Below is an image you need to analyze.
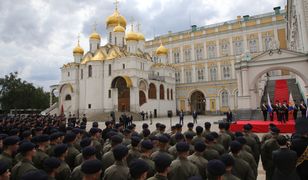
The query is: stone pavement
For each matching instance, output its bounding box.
[89,115,268,180]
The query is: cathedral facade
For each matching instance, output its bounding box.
[56,6,176,118]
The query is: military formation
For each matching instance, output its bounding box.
[0,114,307,180]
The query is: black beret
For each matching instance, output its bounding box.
[142,123,149,129]
[175,133,184,141]
[54,144,68,157]
[218,123,225,129]
[220,154,235,167]
[142,129,150,137]
[188,176,203,180]
[21,131,32,138]
[80,125,86,130]
[19,142,35,153]
[243,124,253,131]
[236,137,247,145]
[185,132,194,139]
[81,159,103,175]
[159,124,166,129]
[37,134,50,143]
[207,160,226,176]
[155,123,161,128]
[106,131,118,139]
[63,133,76,143]
[127,125,134,130]
[205,134,214,142]
[72,128,83,134]
[176,142,190,152]
[158,135,169,143]
[0,134,8,140]
[149,135,158,141]
[196,126,203,133]
[131,136,141,147]
[141,140,154,150]
[34,127,43,132]
[21,170,48,180]
[153,154,172,172]
[43,157,61,170]
[194,142,206,152]
[123,129,132,134]
[82,146,97,158]
[92,122,98,128]
[129,159,150,178]
[204,122,211,128]
[89,128,100,135]
[271,127,280,134]
[113,144,129,161]
[210,132,218,139]
[187,122,194,128]
[234,131,244,137]
[50,132,62,141]
[0,160,9,175]
[111,135,123,144]
[9,129,19,136]
[175,124,182,129]
[3,136,19,146]
[230,141,242,153]
[80,137,92,148]
[66,126,73,131]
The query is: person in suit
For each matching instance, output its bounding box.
[293,100,299,120]
[299,100,307,118]
[274,101,280,121]
[179,110,184,125]
[282,101,289,123]
[192,110,198,124]
[261,101,268,121]
[272,135,300,180]
[226,108,233,123]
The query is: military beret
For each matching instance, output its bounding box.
[105,121,111,126]
[205,134,214,142]
[142,129,150,137]
[142,123,149,129]
[194,142,206,152]
[63,132,76,143]
[243,124,253,131]
[3,136,19,146]
[129,159,150,178]
[155,123,161,128]
[188,176,203,180]
[50,132,61,141]
[131,136,141,147]
[153,154,172,172]
[224,123,230,130]
[9,128,19,136]
[218,123,225,129]
[271,127,280,134]
[81,159,103,175]
[204,122,211,128]
[37,134,50,143]
[207,160,226,176]
[220,154,235,167]
[54,144,68,157]
[80,125,86,130]
[230,141,242,153]
[277,135,287,146]
[234,131,244,137]
[43,157,61,171]
[80,137,92,148]
[149,135,158,141]
[210,132,219,139]
[176,142,190,152]
[163,133,171,140]
[196,126,203,134]
[187,122,194,128]
[92,122,99,128]
[158,135,169,143]
[141,140,153,150]
[236,137,247,145]
[127,125,134,130]
[0,160,9,175]
[19,142,36,153]
[111,135,123,144]
[171,125,176,130]
[66,126,73,131]
[106,131,118,139]
[82,146,97,158]
[123,129,132,134]
[21,170,48,180]
[34,127,43,132]
[185,132,194,139]
[72,128,83,134]
[269,123,276,128]
[89,127,100,135]
[159,124,166,129]
[31,136,39,144]
[114,123,122,129]
[0,134,8,140]
[175,133,184,141]
[175,124,182,129]
[113,144,129,161]
[21,131,32,138]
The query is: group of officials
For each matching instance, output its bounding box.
[261,99,307,122]
[0,113,307,180]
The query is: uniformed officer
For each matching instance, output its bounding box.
[54,144,71,180]
[184,123,196,137]
[151,135,173,160]
[168,133,185,158]
[20,170,49,180]
[11,142,37,180]
[127,136,141,165]
[0,160,10,180]
[103,144,130,180]
[43,157,61,180]
[70,146,97,180]
[261,101,268,121]
[47,132,63,156]
[293,100,299,120]
[147,153,172,180]
[168,142,199,180]
[89,128,103,160]
[204,134,220,161]
[63,132,80,169]
[202,122,212,137]
[139,140,155,178]
[81,159,103,180]
[0,136,19,168]
[243,124,260,164]
[217,123,232,151]
[206,159,226,180]
[220,154,240,180]
[33,134,50,169]
[102,135,123,173]
[299,99,307,117]
[188,142,208,179]
[129,159,150,180]
[192,126,205,145]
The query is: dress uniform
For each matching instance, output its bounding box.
[151,135,174,160]
[43,157,61,180]
[33,134,50,169]
[204,134,220,161]
[11,142,37,180]
[206,160,226,180]
[129,159,150,179]
[54,144,71,180]
[168,142,199,180]
[217,123,232,151]
[102,135,123,173]
[103,145,130,180]
[220,154,240,180]
[81,159,103,180]
[127,136,141,165]
[188,142,208,179]
[63,133,80,169]
[139,140,156,178]
[192,126,205,145]
[147,153,172,180]
[0,136,19,168]
[74,137,92,167]
[261,102,268,121]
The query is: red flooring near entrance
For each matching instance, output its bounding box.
[230,119,295,133]
[274,79,289,103]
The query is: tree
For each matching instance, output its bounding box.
[0,72,50,113]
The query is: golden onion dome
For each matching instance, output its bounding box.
[106,10,127,28]
[137,32,145,41]
[89,32,101,40]
[73,44,84,55]
[156,43,168,56]
[125,31,139,41]
[113,24,125,33]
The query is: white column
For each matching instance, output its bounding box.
[204,42,208,59]
[192,65,196,82]
[169,48,173,64]
[231,60,235,79]
[242,69,249,96]
[229,38,234,55]
[243,34,248,52]
[274,28,279,48]
[180,46,184,63]
[236,71,242,96]
[216,40,220,57]
[217,61,221,80]
[258,32,263,52]
[191,44,195,61]
[181,66,184,83]
[204,63,208,81]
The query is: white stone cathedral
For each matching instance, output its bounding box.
[53,5,176,119]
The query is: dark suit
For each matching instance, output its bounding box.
[226,111,232,123]
[261,104,268,121]
[293,104,299,120]
[272,148,300,180]
[282,104,289,122]
[299,103,307,118]
[291,135,308,180]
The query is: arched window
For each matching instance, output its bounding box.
[65,94,71,101]
[80,69,83,79]
[171,89,173,100]
[221,91,229,107]
[167,88,169,100]
[210,67,217,81]
[88,65,92,77]
[148,83,157,99]
[160,84,164,100]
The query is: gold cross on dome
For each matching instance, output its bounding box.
[93,21,97,32]
[77,33,80,45]
[137,22,141,32]
[114,0,119,10]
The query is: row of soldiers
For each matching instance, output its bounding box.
[0,114,307,180]
[261,99,307,122]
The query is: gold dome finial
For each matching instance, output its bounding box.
[156,40,168,56]
[114,0,119,11]
[73,33,84,55]
[125,19,139,41]
[106,0,127,28]
[113,17,125,33]
[90,21,101,40]
[136,22,145,41]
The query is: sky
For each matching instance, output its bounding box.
[0,0,286,91]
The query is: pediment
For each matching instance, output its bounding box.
[250,49,306,62]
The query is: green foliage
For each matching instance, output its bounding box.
[0,72,50,112]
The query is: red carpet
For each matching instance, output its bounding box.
[230,119,295,133]
[274,79,289,103]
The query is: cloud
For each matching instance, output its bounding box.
[0,0,287,91]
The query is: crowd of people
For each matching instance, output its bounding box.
[0,113,307,180]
